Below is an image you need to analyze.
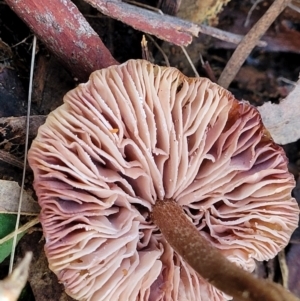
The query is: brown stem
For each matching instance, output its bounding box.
[4,0,118,81]
[152,199,299,301]
[217,0,291,89]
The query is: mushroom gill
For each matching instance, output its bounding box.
[28,59,299,301]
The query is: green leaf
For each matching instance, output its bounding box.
[0,214,17,237]
[0,233,24,263]
[0,214,24,263]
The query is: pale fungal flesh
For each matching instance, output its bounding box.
[28,60,299,301]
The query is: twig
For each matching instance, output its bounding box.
[0,218,40,245]
[83,0,267,47]
[199,54,217,82]
[288,2,300,13]
[136,2,198,76]
[84,0,199,46]
[0,150,24,169]
[4,0,118,81]
[145,34,170,66]
[152,200,300,301]
[0,217,40,246]
[180,46,199,77]
[11,34,33,48]
[0,115,46,141]
[218,0,291,89]
[244,0,263,27]
[198,24,267,47]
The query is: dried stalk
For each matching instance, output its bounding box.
[0,218,39,245]
[218,0,291,89]
[4,0,118,81]
[152,200,299,301]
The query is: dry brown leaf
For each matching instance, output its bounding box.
[0,180,39,215]
[257,79,300,145]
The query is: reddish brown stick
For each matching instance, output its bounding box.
[83,0,267,47]
[4,0,118,81]
[152,200,299,301]
[84,0,199,46]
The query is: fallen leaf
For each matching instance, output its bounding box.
[0,180,39,215]
[257,79,300,145]
[0,217,39,246]
[0,214,24,263]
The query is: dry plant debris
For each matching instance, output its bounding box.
[28,60,299,301]
[0,252,32,301]
[3,0,267,82]
[258,79,300,145]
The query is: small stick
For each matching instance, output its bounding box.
[288,2,300,13]
[181,46,199,77]
[152,199,300,301]
[4,0,118,81]
[199,54,217,82]
[0,217,40,245]
[0,150,24,169]
[145,34,170,66]
[244,0,263,27]
[218,0,291,89]
[198,24,267,47]
[83,0,267,47]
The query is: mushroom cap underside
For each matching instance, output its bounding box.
[28,59,299,301]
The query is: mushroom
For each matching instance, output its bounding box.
[28,60,299,301]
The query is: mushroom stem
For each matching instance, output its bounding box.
[152,199,299,301]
